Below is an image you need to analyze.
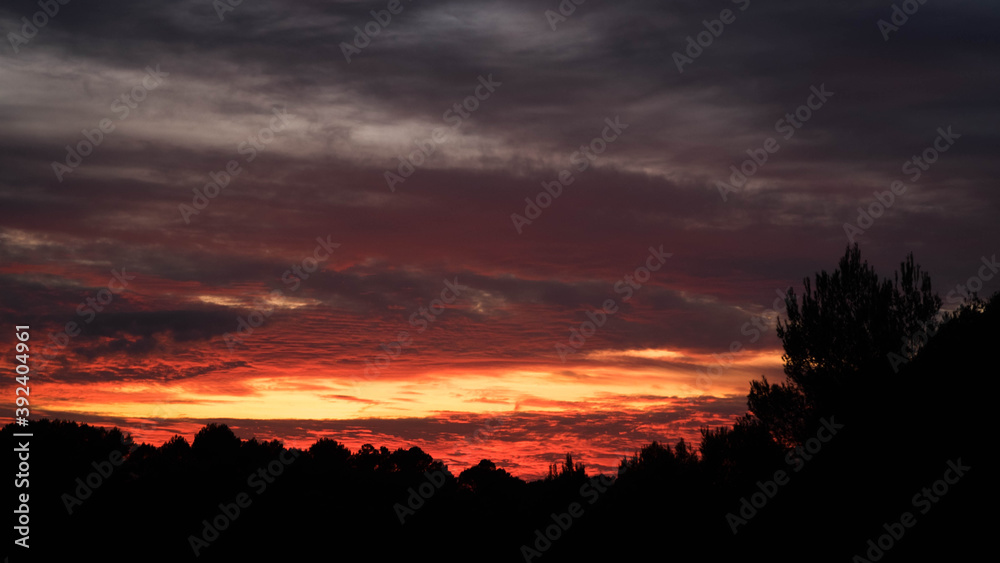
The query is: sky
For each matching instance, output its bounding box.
[1,0,998,480]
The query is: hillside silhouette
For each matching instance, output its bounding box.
[4,245,992,562]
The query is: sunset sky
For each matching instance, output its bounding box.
[1,0,998,479]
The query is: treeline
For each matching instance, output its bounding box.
[4,247,993,562]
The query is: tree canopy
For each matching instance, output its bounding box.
[750,244,941,445]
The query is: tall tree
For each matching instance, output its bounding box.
[750,244,941,444]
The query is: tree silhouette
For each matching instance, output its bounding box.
[191,422,241,458]
[160,434,191,461]
[388,445,436,474]
[458,459,522,495]
[750,244,941,444]
[746,375,809,447]
[308,437,351,468]
[700,414,783,485]
[546,452,585,481]
[620,441,674,474]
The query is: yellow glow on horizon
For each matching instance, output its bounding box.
[38,347,785,423]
